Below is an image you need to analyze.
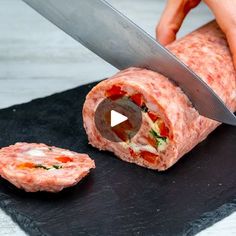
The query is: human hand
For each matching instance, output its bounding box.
[156,0,236,67]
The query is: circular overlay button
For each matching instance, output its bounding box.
[95,96,142,142]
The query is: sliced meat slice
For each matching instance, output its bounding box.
[0,143,95,192]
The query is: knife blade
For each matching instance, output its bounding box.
[22,0,236,125]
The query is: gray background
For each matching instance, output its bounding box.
[0,0,235,235]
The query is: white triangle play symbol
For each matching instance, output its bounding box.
[110,110,128,127]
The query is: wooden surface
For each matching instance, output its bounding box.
[0,0,235,235]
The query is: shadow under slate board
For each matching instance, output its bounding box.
[0,81,235,236]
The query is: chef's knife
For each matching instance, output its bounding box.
[22,0,236,125]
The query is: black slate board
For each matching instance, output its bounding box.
[0,82,235,236]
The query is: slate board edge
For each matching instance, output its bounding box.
[0,193,46,236]
[183,198,236,236]
[0,194,235,236]
[0,81,100,115]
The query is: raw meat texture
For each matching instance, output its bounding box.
[0,143,95,192]
[83,21,236,170]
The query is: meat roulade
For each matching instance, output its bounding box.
[83,21,236,171]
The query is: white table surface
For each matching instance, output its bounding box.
[0,0,235,235]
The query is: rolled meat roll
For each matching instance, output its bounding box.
[83,21,236,171]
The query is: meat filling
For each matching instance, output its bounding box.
[106,85,170,164]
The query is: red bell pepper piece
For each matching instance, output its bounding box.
[106,85,126,99]
[148,112,159,122]
[130,93,143,107]
[140,151,158,164]
[56,156,73,163]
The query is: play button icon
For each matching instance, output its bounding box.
[110,110,128,127]
[94,96,142,142]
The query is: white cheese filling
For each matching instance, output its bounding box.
[120,112,168,155]
[27,149,46,157]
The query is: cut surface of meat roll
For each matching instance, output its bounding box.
[0,143,95,192]
[83,21,236,171]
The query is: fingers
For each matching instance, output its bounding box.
[204,0,236,68]
[156,0,186,45]
[156,0,201,45]
[225,28,236,68]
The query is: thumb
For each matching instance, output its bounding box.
[156,0,201,45]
